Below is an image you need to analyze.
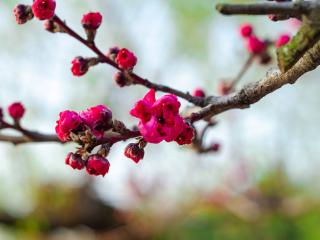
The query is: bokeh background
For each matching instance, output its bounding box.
[1,0,320,239]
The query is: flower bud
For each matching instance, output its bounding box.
[211,143,220,152]
[192,88,206,98]
[86,154,110,177]
[107,46,120,61]
[246,36,266,54]
[116,48,137,70]
[113,71,129,87]
[81,12,102,30]
[32,0,56,20]
[65,152,85,170]
[275,34,290,48]
[124,143,144,163]
[71,57,89,77]
[71,57,99,77]
[81,12,102,42]
[239,23,253,38]
[13,4,34,24]
[8,102,25,121]
[43,19,64,33]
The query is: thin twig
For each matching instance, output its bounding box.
[189,39,320,122]
[230,54,255,89]
[52,16,205,107]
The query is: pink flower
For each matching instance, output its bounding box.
[32,0,56,20]
[138,115,184,143]
[152,94,180,123]
[80,105,113,139]
[55,110,84,142]
[130,90,186,144]
[137,117,164,143]
[130,89,156,123]
[65,152,85,170]
[239,23,253,38]
[116,48,137,70]
[275,34,290,48]
[246,35,266,54]
[124,143,144,163]
[81,12,102,30]
[86,155,110,177]
[160,115,185,142]
[192,88,205,97]
[71,57,88,77]
[175,122,195,145]
[8,102,25,120]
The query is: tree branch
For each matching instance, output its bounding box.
[52,16,205,107]
[189,39,320,122]
[0,133,59,145]
[216,2,312,16]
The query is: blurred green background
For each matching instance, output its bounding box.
[1,0,320,239]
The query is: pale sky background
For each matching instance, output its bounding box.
[1,0,320,217]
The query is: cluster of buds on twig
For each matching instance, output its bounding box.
[216,23,291,96]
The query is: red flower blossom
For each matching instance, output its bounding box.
[130,89,189,144]
[32,0,56,20]
[80,105,113,139]
[175,123,195,145]
[55,110,84,142]
[86,155,110,177]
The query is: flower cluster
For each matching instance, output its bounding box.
[239,23,290,65]
[55,105,113,176]
[70,48,137,77]
[65,152,110,177]
[13,0,56,24]
[130,89,194,145]
[55,105,112,142]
